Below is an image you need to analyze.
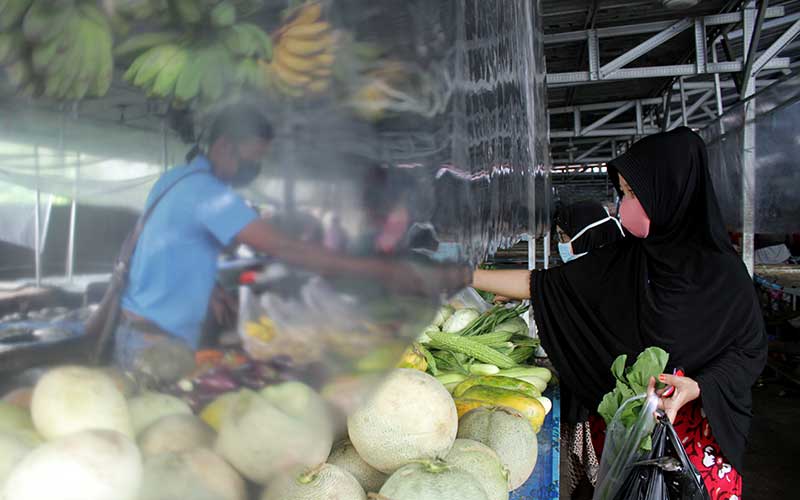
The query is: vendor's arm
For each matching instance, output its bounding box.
[237,219,471,293]
[471,269,531,300]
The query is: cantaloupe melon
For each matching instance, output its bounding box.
[138,448,246,500]
[347,369,457,474]
[456,407,537,490]
[327,439,388,493]
[138,414,215,457]
[377,460,488,500]
[30,366,133,440]
[1,429,142,500]
[445,439,509,500]
[128,391,193,435]
[0,432,33,487]
[215,382,333,484]
[260,463,366,500]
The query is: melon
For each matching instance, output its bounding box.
[260,463,366,500]
[1,429,142,500]
[327,439,388,493]
[0,432,33,487]
[200,392,241,431]
[445,439,509,500]
[128,391,193,435]
[215,383,333,484]
[347,369,457,474]
[138,448,246,500]
[457,407,537,490]
[138,414,215,457]
[378,460,488,500]
[0,402,40,445]
[30,366,133,440]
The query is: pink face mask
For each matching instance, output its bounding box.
[619,196,651,238]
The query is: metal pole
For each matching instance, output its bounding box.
[33,146,41,288]
[679,77,688,127]
[66,153,79,281]
[712,40,725,116]
[543,233,550,270]
[741,1,758,276]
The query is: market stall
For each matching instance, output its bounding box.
[0,1,556,499]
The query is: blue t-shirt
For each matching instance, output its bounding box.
[121,155,257,347]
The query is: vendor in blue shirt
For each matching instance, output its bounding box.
[115,104,471,380]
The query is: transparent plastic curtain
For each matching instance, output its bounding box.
[701,73,800,233]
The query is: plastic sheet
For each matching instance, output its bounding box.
[1,0,550,479]
[702,74,800,233]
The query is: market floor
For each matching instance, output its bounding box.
[742,381,799,499]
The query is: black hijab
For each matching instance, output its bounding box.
[532,128,766,470]
[555,200,624,255]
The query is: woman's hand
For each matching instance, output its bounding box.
[656,373,701,423]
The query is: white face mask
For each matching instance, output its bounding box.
[558,211,625,264]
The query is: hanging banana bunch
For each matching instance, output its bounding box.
[0,0,115,100]
[262,1,339,98]
[117,0,271,106]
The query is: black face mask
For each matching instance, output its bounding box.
[230,159,261,188]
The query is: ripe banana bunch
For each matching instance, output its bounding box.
[263,1,338,98]
[1,0,114,100]
[122,22,270,105]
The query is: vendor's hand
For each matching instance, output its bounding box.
[656,373,701,423]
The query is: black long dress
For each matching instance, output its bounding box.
[531,127,767,471]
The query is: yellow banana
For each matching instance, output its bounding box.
[281,35,332,57]
[281,21,331,41]
[271,57,313,86]
[274,45,321,74]
[306,78,330,93]
[286,2,323,27]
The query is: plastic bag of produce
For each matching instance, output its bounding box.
[593,395,709,500]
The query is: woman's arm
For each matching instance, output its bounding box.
[472,269,531,300]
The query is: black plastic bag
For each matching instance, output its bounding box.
[613,414,710,500]
[594,394,710,500]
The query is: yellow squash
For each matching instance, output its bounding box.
[452,375,541,399]
[458,386,546,432]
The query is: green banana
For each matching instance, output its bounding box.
[0,0,34,30]
[90,22,114,96]
[174,49,205,101]
[47,14,84,99]
[240,23,272,59]
[114,31,182,58]
[174,0,203,25]
[150,46,188,97]
[67,17,99,100]
[31,38,59,72]
[210,0,236,28]
[223,24,253,57]
[6,60,33,87]
[130,44,180,88]
[0,32,25,64]
[22,0,70,44]
[234,57,264,88]
[78,2,110,29]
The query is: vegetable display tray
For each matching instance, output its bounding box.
[511,384,560,500]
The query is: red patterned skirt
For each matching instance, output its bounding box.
[589,400,743,499]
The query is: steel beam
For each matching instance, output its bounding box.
[601,19,693,78]
[551,127,660,138]
[695,18,707,74]
[576,139,611,162]
[741,0,770,97]
[670,90,715,130]
[543,8,785,45]
[580,102,635,136]
[752,18,800,74]
[679,77,689,127]
[588,30,600,81]
[548,58,789,84]
[741,2,758,277]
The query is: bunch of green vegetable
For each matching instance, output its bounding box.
[597,346,669,450]
[417,304,540,377]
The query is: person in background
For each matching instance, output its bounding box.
[552,200,625,498]
[116,104,469,382]
[472,128,766,498]
[555,200,624,264]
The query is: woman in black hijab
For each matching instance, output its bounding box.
[555,200,625,263]
[473,128,766,496]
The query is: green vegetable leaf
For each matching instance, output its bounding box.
[611,354,627,383]
[598,390,620,424]
[625,347,669,393]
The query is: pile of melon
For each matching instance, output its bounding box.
[0,365,545,500]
